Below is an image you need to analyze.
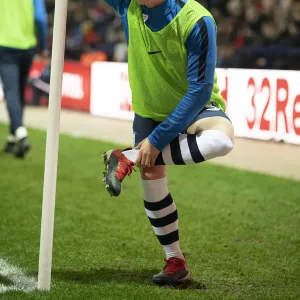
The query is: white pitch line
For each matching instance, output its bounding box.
[0,258,37,293]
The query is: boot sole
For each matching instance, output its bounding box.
[14,142,30,158]
[153,271,191,287]
[102,150,117,196]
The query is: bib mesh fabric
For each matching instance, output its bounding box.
[0,0,36,49]
[128,0,226,122]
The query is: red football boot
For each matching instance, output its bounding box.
[152,257,191,286]
[102,149,134,196]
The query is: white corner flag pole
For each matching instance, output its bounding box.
[38,0,68,291]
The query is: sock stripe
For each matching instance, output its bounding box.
[187,135,205,163]
[162,144,174,165]
[170,136,185,165]
[145,203,176,219]
[179,133,194,164]
[147,210,178,228]
[155,152,165,165]
[157,230,179,246]
[144,193,173,211]
[152,220,178,236]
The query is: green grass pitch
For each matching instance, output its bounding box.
[0,123,299,300]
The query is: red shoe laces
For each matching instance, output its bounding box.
[163,258,185,274]
[116,155,134,180]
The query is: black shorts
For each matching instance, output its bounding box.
[132,105,231,146]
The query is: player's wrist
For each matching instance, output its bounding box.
[148,135,163,151]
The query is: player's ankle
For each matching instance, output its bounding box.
[15,126,28,141]
[166,253,185,261]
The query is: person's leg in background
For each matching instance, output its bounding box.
[19,48,35,118]
[0,49,22,153]
[0,48,31,157]
[13,48,36,157]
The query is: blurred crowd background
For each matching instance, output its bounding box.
[45,0,300,70]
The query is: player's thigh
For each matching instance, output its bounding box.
[19,49,34,104]
[186,107,234,141]
[133,114,167,180]
[133,113,160,146]
[0,51,20,96]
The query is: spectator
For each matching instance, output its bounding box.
[0,0,49,158]
[43,0,300,69]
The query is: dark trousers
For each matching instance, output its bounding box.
[0,47,35,134]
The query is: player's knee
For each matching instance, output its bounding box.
[203,130,234,160]
[141,166,166,181]
[213,130,234,157]
[219,134,234,156]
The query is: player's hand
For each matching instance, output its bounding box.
[135,138,160,168]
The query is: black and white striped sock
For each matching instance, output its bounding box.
[142,178,184,260]
[123,130,233,166]
[156,130,233,165]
